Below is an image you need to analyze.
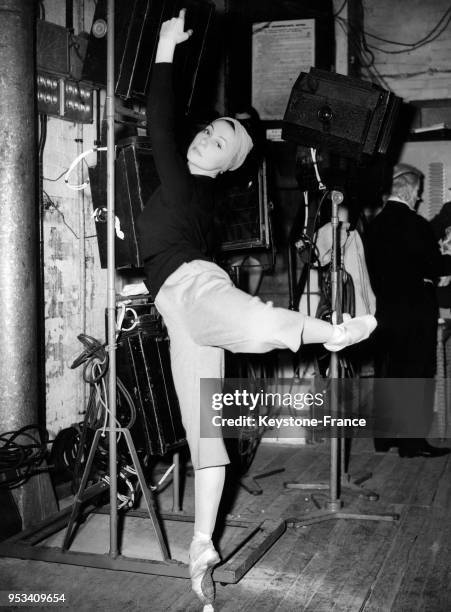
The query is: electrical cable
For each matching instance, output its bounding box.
[338,3,451,48]
[64,147,107,190]
[0,425,50,489]
[362,19,451,55]
[39,117,98,239]
[336,5,451,55]
[70,333,109,382]
[68,333,138,499]
[336,18,392,89]
[293,189,329,314]
[361,7,451,54]
[310,148,327,191]
[356,9,451,47]
[333,0,348,18]
[150,463,175,491]
[42,190,97,240]
[43,168,70,182]
[38,114,47,155]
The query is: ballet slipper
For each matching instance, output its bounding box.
[189,542,220,605]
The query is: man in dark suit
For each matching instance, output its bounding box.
[365,163,450,457]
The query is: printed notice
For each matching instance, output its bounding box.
[252,19,315,121]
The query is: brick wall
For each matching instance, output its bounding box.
[362,0,451,101]
[42,0,107,436]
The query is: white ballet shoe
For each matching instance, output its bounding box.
[189,541,220,605]
[323,314,377,352]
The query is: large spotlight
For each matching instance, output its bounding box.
[282,67,401,159]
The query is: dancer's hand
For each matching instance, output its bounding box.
[323,314,377,352]
[159,8,193,45]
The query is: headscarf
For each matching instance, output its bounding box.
[219,117,253,172]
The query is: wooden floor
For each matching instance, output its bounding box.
[1,438,451,611]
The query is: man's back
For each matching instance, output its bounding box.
[365,201,441,307]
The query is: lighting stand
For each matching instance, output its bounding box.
[62,428,170,558]
[285,189,398,526]
[340,433,378,501]
[59,0,172,560]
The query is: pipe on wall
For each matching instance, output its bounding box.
[0,0,39,435]
[0,0,56,525]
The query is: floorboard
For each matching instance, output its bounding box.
[0,439,450,611]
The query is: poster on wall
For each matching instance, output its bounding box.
[252,19,315,121]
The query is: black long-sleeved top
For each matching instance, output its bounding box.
[137,63,216,298]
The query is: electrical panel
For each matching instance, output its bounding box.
[37,20,69,76]
[63,81,93,123]
[36,74,61,117]
[36,72,94,123]
[36,19,93,123]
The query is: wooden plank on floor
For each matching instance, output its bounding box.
[0,556,190,612]
[136,446,309,612]
[348,437,376,454]
[417,509,451,612]
[280,443,388,520]
[228,445,322,523]
[404,454,450,508]
[199,447,334,612]
[322,512,399,612]
[255,445,332,520]
[359,452,424,506]
[271,501,399,612]
[231,445,308,515]
[361,504,430,612]
[200,447,399,611]
[214,445,296,521]
[347,449,449,510]
[217,514,339,612]
[161,447,305,611]
[3,441,449,612]
[391,501,451,612]
[239,501,394,612]
[431,455,451,509]
[340,446,386,501]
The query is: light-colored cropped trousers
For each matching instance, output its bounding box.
[154,260,305,469]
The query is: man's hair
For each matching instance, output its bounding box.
[391,172,421,203]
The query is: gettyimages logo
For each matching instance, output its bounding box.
[200,378,436,439]
[200,378,371,438]
[210,389,324,412]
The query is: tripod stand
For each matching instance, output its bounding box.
[285,188,398,526]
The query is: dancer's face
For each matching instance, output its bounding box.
[187,119,236,177]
